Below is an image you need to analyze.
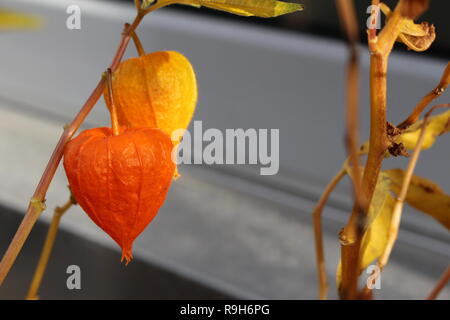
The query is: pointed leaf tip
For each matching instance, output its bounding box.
[336,172,395,287]
[399,109,450,150]
[386,169,450,231]
[175,0,303,18]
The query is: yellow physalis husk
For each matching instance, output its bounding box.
[169,0,303,17]
[106,51,197,138]
[386,169,450,230]
[336,172,395,287]
[0,9,41,30]
[398,109,450,150]
[105,51,197,179]
[380,3,435,52]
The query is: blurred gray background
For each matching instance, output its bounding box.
[0,0,449,299]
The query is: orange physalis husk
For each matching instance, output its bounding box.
[104,50,198,138]
[104,51,197,179]
[63,127,175,264]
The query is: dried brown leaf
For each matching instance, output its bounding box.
[380,3,436,52]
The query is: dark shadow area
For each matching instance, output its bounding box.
[0,205,233,299]
[113,0,450,60]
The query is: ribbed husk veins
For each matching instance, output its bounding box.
[105,51,198,139]
[63,127,175,263]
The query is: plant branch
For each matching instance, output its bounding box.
[427,265,450,300]
[0,78,104,287]
[335,0,367,300]
[336,0,365,228]
[368,0,380,51]
[398,62,450,129]
[26,195,76,300]
[127,23,146,57]
[106,69,120,136]
[375,2,405,56]
[339,2,406,300]
[0,6,162,286]
[362,103,450,297]
[380,104,449,268]
[313,167,347,300]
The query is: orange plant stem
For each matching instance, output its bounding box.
[313,168,347,300]
[427,266,450,300]
[0,13,145,287]
[398,62,450,129]
[128,25,146,57]
[361,104,450,298]
[26,196,76,300]
[336,0,362,197]
[335,0,366,300]
[339,1,406,299]
[106,68,120,136]
[340,50,389,300]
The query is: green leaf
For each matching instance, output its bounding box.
[174,0,303,17]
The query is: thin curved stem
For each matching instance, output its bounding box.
[339,2,406,300]
[335,0,367,300]
[128,25,146,57]
[26,195,76,300]
[427,265,450,300]
[134,0,141,11]
[398,62,450,129]
[362,104,450,297]
[368,0,380,50]
[0,78,104,287]
[313,167,347,300]
[336,0,363,199]
[0,10,150,286]
[106,69,120,136]
[380,104,449,266]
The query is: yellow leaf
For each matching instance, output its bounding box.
[336,173,395,286]
[380,3,435,52]
[398,109,450,150]
[386,169,450,230]
[399,19,428,37]
[398,22,435,52]
[173,0,303,17]
[0,9,41,30]
[359,110,450,156]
